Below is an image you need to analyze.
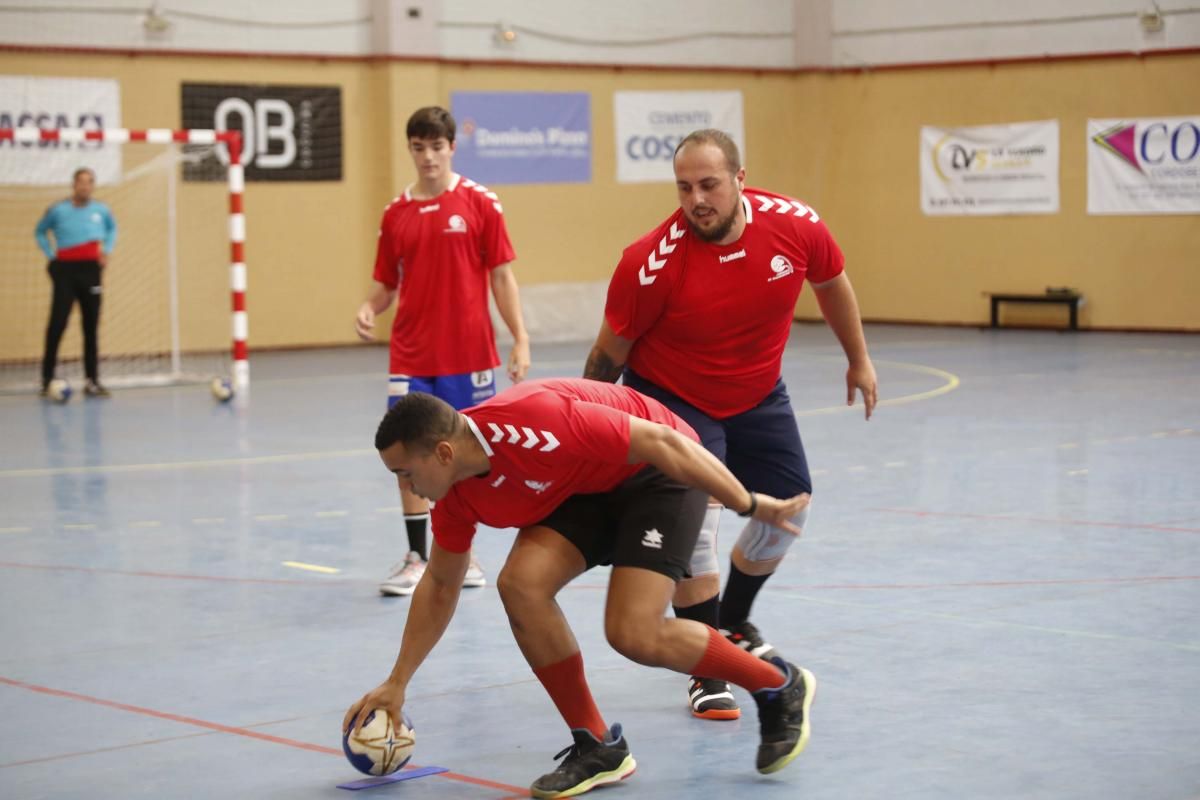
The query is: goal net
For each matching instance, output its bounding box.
[0,128,247,393]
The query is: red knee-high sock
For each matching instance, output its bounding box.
[690,626,787,693]
[532,651,608,739]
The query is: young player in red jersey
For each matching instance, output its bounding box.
[344,378,817,798]
[354,107,531,596]
[584,129,878,720]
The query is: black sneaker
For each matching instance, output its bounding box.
[752,658,816,774]
[530,724,637,799]
[688,675,740,720]
[84,381,110,398]
[722,620,778,661]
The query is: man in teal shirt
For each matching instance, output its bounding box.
[35,167,117,397]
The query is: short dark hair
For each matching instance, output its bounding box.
[406,106,456,144]
[73,167,95,182]
[375,392,460,454]
[674,129,742,175]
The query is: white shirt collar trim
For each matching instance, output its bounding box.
[464,415,494,457]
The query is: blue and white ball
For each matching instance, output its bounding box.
[46,378,72,403]
[342,711,415,776]
[210,377,234,403]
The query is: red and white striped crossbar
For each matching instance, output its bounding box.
[0,126,249,390]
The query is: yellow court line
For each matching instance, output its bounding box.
[0,448,374,479]
[0,526,32,534]
[281,561,341,575]
[1,360,959,478]
[795,358,960,417]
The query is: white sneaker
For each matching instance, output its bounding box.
[462,553,486,588]
[379,551,426,596]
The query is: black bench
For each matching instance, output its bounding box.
[989,291,1083,330]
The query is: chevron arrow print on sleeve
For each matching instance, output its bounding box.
[753,194,819,222]
[485,422,560,452]
[638,222,688,286]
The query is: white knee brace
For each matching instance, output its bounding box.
[687,504,722,577]
[735,505,810,562]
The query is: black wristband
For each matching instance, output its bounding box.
[736,492,757,518]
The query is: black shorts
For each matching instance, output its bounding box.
[536,467,707,582]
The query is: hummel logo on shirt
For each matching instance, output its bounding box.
[525,479,553,493]
[641,528,664,549]
[490,474,507,488]
[719,249,746,264]
[418,204,441,214]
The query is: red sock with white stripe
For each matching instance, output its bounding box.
[532,651,608,740]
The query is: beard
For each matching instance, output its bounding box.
[686,203,740,243]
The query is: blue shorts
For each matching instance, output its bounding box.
[387,369,497,411]
[623,369,812,498]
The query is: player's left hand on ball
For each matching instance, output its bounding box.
[344,681,407,735]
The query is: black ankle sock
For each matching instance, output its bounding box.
[404,514,429,560]
[719,563,771,629]
[673,594,720,628]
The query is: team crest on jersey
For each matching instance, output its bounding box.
[445,214,467,234]
[768,255,794,282]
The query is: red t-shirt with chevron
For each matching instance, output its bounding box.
[431,378,698,552]
[373,174,516,375]
[605,187,844,419]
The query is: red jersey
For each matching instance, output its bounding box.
[373,174,516,375]
[431,378,698,553]
[605,187,844,419]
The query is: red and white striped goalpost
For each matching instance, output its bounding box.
[0,126,249,390]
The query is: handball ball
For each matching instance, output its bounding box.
[47,378,72,403]
[210,377,234,403]
[342,711,415,776]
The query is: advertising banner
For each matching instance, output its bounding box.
[181,83,342,181]
[451,91,591,185]
[920,120,1059,215]
[0,76,121,185]
[614,91,744,184]
[1088,117,1200,215]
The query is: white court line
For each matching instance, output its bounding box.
[130,520,162,528]
[0,526,32,534]
[0,448,374,479]
[281,561,340,574]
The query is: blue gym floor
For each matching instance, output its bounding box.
[1,323,1198,800]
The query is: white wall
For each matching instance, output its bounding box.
[0,0,376,56]
[830,0,1200,67]
[0,0,1196,65]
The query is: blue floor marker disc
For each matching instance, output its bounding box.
[337,765,449,790]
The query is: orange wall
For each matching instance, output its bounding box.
[2,48,1196,359]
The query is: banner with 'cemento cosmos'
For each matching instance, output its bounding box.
[614,91,744,184]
